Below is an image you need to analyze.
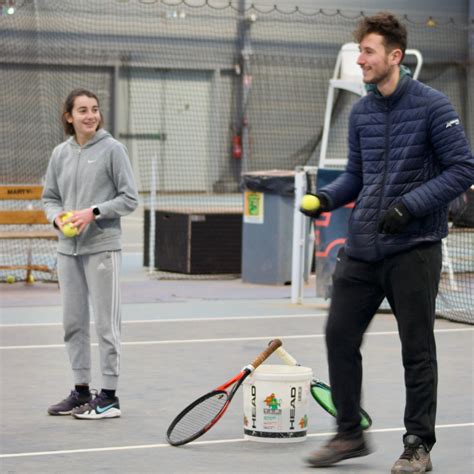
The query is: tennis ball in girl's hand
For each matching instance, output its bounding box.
[300,194,320,211]
[6,275,15,284]
[61,212,77,238]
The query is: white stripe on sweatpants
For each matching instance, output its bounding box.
[111,250,121,376]
[82,251,122,390]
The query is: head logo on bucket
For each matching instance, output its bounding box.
[289,387,297,429]
[251,385,257,429]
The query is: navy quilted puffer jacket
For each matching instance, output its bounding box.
[320,75,474,262]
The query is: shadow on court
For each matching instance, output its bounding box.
[1,269,473,473]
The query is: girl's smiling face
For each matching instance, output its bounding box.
[66,95,101,144]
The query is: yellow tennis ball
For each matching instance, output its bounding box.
[300,194,320,211]
[62,223,77,238]
[27,274,35,284]
[61,211,73,222]
[6,275,15,284]
[61,212,77,238]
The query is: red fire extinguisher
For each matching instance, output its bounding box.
[232,133,242,160]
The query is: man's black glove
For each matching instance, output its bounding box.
[377,202,411,234]
[299,193,329,219]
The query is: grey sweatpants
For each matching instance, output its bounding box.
[57,251,122,390]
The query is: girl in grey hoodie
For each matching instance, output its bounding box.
[43,88,139,419]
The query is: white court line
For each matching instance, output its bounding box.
[0,327,472,350]
[0,423,472,459]
[0,313,326,328]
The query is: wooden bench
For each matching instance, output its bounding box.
[0,185,58,282]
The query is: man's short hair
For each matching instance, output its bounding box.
[354,12,407,59]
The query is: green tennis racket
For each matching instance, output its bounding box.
[274,345,372,430]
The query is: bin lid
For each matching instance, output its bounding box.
[241,169,295,196]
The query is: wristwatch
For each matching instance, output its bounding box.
[92,206,101,219]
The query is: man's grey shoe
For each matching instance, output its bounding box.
[305,434,371,467]
[391,435,433,473]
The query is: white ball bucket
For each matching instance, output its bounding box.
[243,364,312,442]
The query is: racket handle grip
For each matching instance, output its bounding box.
[251,338,282,370]
[275,346,298,366]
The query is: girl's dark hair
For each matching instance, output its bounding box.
[354,12,407,60]
[61,88,104,135]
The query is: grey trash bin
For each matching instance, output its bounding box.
[241,170,295,285]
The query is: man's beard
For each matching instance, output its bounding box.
[363,61,393,85]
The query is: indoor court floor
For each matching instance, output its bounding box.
[1,211,473,473]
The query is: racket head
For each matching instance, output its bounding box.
[167,369,252,446]
[359,407,372,431]
[310,380,372,430]
[166,389,230,446]
[166,340,281,446]
[310,380,337,417]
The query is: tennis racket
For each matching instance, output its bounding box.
[166,338,282,446]
[274,344,372,430]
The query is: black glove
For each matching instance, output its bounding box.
[377,202,411,234]
[299,193,329,219]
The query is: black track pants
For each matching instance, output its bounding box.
[325,242,442,449]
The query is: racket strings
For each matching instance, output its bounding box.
[168,392,228,444]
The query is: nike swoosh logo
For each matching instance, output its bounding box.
[87,160,96,164]
[96,403,117,413]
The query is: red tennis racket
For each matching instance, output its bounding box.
[166,339,282,446]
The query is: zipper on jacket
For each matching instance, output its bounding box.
[72,147,81,256]
[375,102,391,260]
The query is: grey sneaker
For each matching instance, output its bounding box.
[305,434,371,467]
[391,435,433,473]
[48,390,92,415]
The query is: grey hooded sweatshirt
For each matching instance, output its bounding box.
[42,129,139,255]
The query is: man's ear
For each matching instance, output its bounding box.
[391,48,403,66]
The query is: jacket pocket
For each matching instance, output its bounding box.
[80,221,104,241]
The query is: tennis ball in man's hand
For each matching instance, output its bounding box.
[6,275,15,284]
[61,212,77,238]
[300,194,320,212]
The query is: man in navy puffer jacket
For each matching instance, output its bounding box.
[304,12,474,473]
